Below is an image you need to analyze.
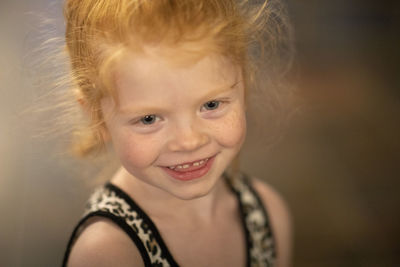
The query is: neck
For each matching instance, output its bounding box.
[111,167,232,225]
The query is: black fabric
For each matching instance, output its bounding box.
[104,183,180,267]
[62,173,275,267]
[245,176,277,261]
[225,174,252,267]
[62,211,152,267]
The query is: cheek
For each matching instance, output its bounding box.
[111,130,162,169]
[213,107,247,148]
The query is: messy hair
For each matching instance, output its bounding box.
[63,0,294,157]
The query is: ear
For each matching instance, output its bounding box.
[76,90,112,144]
[99,122,111,143]
[75,88,89,111]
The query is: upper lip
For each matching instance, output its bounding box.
[161,155,215,168]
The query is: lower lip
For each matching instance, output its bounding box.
[162,155,216,181]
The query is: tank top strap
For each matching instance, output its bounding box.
[63,173,276,267]
[224,172,277,267]
[62,183,179,267]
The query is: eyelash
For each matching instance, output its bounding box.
[132,99,227,126]
[140,114,158,125]
[201,100,221,111]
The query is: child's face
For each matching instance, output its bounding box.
[101,49,246,200]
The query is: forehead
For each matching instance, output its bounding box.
[112,48,240,102]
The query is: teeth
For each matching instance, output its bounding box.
[168,157,209,170]
[175,164,189,169]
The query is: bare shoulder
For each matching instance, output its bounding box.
[251,177,293,267]
[67,217,144,267]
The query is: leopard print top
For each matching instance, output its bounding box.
[62,173,276,266]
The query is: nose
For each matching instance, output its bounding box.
[167,123,210,152]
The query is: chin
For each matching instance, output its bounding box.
[168,187,214,201]
[166,170,224,201]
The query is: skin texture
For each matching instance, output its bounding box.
[68,48,292,267]
[101,49,247,202]
[252,179,293,267]
[67,218,145,267]
[67,180,292,267]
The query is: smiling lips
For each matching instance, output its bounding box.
[161,155,215,181]
[167,158,209,172]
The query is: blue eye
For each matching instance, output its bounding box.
[203,100,220,110]
[140,115,157,125]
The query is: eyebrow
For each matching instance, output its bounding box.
[118,106,168,116]
[197,80,240,103]
[118,80,241,116]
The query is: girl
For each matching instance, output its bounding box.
[62,0,292,266]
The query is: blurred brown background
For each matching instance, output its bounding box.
[1,0,399,266]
